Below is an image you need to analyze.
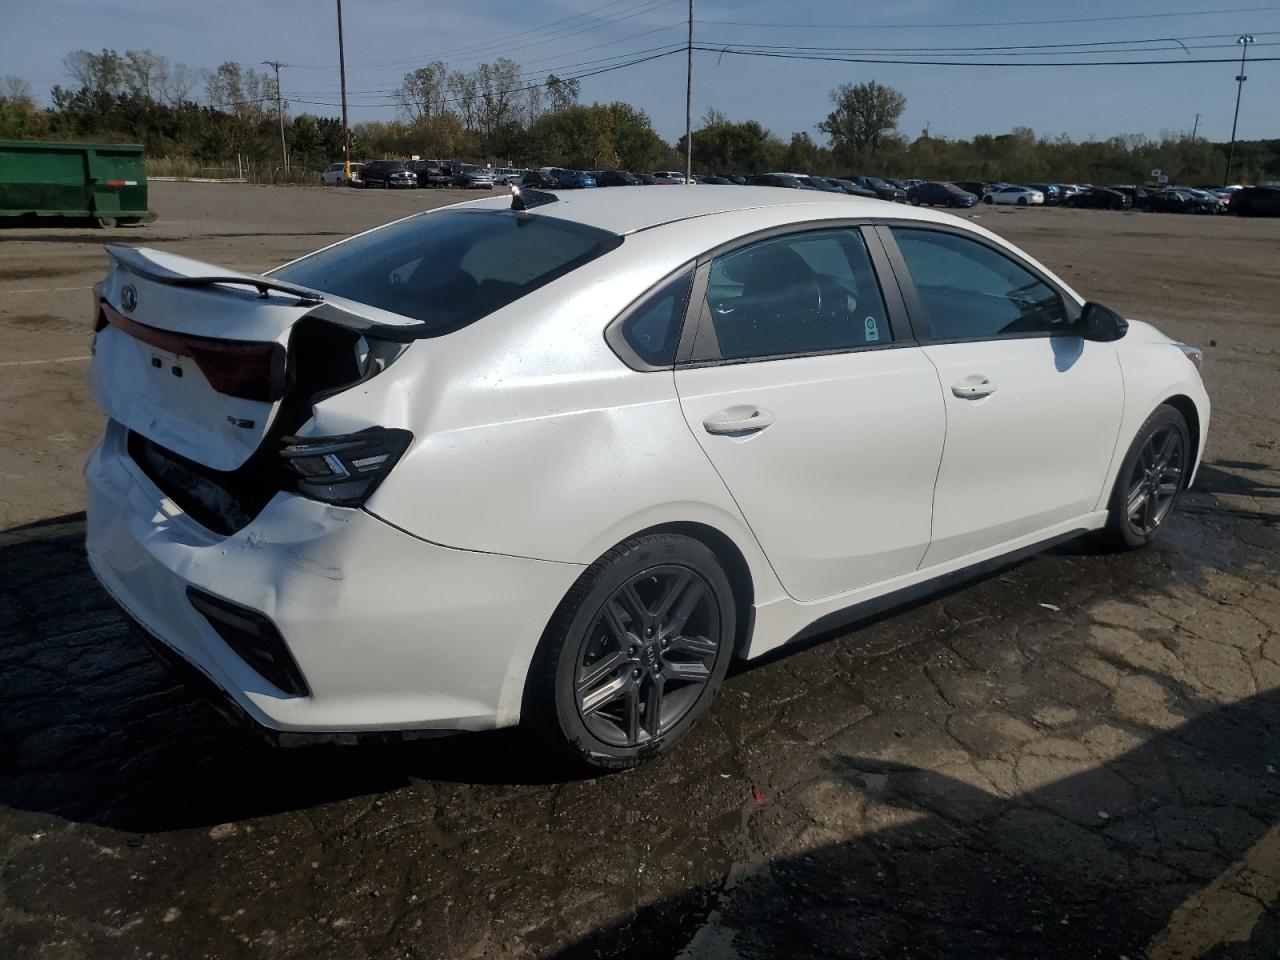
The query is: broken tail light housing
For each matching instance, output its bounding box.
[279,427,412,506]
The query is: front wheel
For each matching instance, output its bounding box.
[982,195,993,204]
[1017,196,1028,206]
[525,534,736,770]
[1103,405,1191,550]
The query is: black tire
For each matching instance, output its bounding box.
[982,195,993,204]
[525,533,736,771]
[1103,405,1192,550]
[1017,196,1028,206]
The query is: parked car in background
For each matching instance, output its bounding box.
[951,180,986,197]
[1110,186,1153,208]
[87,187,1209,770]
[845,175,907,201]
[984,185,1045,206]
[322,162,363,186]
[1065,187,1132,210]
[492,168,528,186]
[825,178,879,199]
[1181,188,1227,214]
[1141,189,1216,215]
[361,160,417,189]
[452,164,496,190]
[521,169,558,189]
[555,169,598,189]
[1057,184,1084,203]
[1230,184,1280,216]
[652,170,688,183]
[597,170,642,187]
[701,175,735,185]
[745,173,809,189]
[796,176,844,193]
[1025,183,1063,204]
[639,174,678,185]
[908,181,979,208]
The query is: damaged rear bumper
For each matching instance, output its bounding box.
[85,420,582,736]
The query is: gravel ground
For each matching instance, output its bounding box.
[1,183,1278,959]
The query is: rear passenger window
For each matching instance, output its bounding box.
[701,230,890,361]
[890,228,1067,340]
[620,268,694,366]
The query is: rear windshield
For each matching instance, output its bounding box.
[273,209,622,334]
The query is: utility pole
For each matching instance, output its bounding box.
[684,0,693,184]
[263,60,289,172]
[1191,112,1200,140]
[1224,34,1253,186]
[336,0,351,181]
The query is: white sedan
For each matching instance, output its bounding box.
[984,185,1045,206]
[321,161,362,186]
[85,187,1208,769]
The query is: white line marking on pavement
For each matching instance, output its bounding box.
[5,285,95,295]
[0,355,92,368]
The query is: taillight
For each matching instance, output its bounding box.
[280,428,412,505]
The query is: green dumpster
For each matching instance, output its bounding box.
[0,140,156,227]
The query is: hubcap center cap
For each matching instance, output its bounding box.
[641,642,660,672]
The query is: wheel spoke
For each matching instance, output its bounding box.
[624,681,641,744]
[1141,489,1156,530]
[642,674,665,738]
[601,596,639,645]
[664,578,706,638]
[1155,431,1177,469]
[1140,439,1158,471]
[1157,481,1180,497]
[581,667,635,717]
[577,649,628,696]
[666,633,718,660]
[663,659,711,685]
[1127,483,1148,520]
[651,570,693,626]
[617,583,650,627]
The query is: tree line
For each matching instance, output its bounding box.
[1,48,1276,186]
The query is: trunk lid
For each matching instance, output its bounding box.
[92,246,327,471]
[92,245,419,474]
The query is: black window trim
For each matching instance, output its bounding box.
[874,221,1083,346]
[603,261,697,371]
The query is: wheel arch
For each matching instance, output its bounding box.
[627,520,756,657]
[1162,393,1202,479]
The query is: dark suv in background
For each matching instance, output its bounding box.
[908,181,979,207]
[361,160,417,189]
[845,175,907,202]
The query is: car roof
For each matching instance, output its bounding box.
[452,185,922,235]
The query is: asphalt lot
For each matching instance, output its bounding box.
[1,182,1279,959]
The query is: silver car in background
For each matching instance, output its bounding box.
[453,164,496,189]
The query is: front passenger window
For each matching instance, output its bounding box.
[890,228,1067,340]
[702,230,890,361]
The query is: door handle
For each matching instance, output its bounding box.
[951,376,997,399]
[703,406,775,436]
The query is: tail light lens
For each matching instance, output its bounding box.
[280,427,412,505]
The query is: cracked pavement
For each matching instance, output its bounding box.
[1,184,1279,959]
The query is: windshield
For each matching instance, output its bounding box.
[274,210,622,334]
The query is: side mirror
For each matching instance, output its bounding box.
[1080,301,1129,342]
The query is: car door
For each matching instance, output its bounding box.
[673,225,946,603]
[882,225,1124,568]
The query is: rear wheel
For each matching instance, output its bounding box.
[1103,405,1191,550]
[983,195,993,204]
[525,534,735,770]
[1017,196,1028,206]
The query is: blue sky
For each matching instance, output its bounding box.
[4,0,1277,144]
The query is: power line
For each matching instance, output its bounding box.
[312,0,683,72]
[697,39,1280,60]
[284,47,685,111]
[693,45,1280,68]
[698,5,1280,31]
[698,31,1280,55]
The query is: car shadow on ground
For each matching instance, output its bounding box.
[547,686,1280,960]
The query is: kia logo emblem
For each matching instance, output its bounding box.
[120,284,138,312]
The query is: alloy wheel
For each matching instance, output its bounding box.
[574,565,721,748]
[1125,424,1185,535]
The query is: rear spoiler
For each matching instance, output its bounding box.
[105,245,326,305]
[104,245,437,343]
